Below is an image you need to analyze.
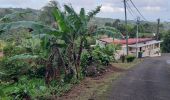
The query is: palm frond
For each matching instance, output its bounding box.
[8,54,39,61]
[96,26,123,39]
[53,8,70,32]
[48,0,59,7]
[64,5,82,31]
[0,21,57,34]
[0,11,32,22]
[80,8,86,20]
[87,6,101,21]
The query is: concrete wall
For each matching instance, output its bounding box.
[128,43,161,57]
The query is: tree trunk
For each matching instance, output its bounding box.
[75,39,83,79]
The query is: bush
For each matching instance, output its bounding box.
[0,58,29,82]
[3,44,27,57]
[0,40,5,52]
[99,54,111,66]
[162,31,170,53]
[28,66,46,78]
[91,46,114,65]
[103,44,115,56]
[126,55,136,63]
[81,51,91,76]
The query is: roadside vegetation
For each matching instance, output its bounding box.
[0,0,169,100]
[58,58,142,100]
[0,1,124,99]
[162,30,170,53]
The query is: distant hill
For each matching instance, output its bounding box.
[0,8,40,22]
[90,17,170,31]
[0,8,170,31]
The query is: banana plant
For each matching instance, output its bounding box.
[0,1,122,83]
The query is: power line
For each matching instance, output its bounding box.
[127,2,136,15]
[126,1,135,17]
[129,0,147,21]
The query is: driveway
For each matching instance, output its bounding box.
[97,54,170,100]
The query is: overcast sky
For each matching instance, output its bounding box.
[0,0,169,22]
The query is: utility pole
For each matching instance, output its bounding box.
[136,17,140,58]
[123,0,129,55]
[156,18,160,40]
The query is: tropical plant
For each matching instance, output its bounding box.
[162,30,170,53]
[0,2,100,82]
[0,0,121,85]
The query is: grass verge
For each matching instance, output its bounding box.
[58,58,143,100]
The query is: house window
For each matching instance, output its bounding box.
[154,43,159,49]
[129,47,133,51]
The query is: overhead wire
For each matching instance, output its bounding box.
[126,1,135,18]
[128,0,148,21]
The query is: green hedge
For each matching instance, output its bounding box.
[126,55,136,63]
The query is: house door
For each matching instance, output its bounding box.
[140,47,142,52]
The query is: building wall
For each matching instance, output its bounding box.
[96,39,161,60]
[128,43,161,57]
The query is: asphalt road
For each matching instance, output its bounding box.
[98,54,170,100]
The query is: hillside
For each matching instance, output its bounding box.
[0,8,170,31]
[0,8,40,22]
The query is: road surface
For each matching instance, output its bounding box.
[97,54,170,100]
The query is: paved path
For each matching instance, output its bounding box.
[98,54,170,100]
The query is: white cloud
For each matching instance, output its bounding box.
[0,0,49,9]
[0,0,169,21]
[142,6,161,12]
[101,4,124,13]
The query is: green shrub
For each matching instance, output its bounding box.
[91,46,114,66]
[3,44,27,57]
[103,44,115,56]
[0,58,29,81]
[126,55,136,63]
[99,54,111,66]
[28,66,46,78]
[9,86,31,100]
[0,40,5,52]
[81,51,91,67]
[81,51,90,76]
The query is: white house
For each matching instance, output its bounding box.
[97,38,162,59]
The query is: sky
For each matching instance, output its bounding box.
[0,0,169,22]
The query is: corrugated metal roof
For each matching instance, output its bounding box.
[128,40,162,48]
[99,38,113,43]
[113,38,153,45]
[99,38,155,45]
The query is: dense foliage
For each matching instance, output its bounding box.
[126,55,136,63]
[162,30,170,53]
[105,19,165,38]
[0,1,120,99]
[81,44,116,77]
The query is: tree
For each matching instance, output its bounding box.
[112,19,120,28]
[162,30,170,53]
[0,0,122,84]
[39,0,59,26]
[105,22,112,27]
[0,1,102,82]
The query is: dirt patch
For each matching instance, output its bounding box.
[109,64,125,72]
[57,65,125,100]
